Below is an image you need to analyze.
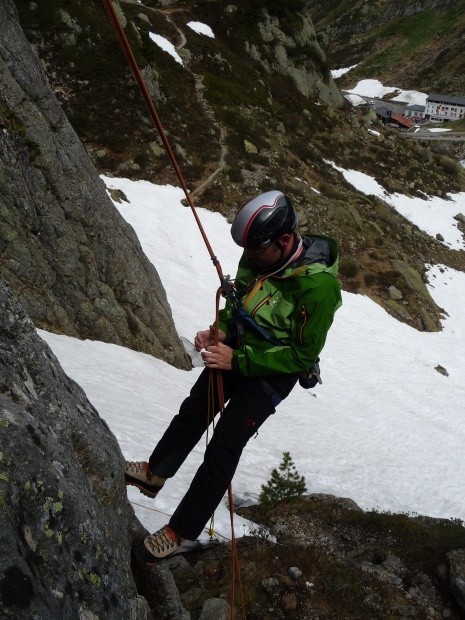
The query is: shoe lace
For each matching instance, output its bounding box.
[126,461,150,477]
[146,526,180,554]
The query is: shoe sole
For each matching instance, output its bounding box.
[125,476,162,499]
[132,538,221,565]
[132,540,184,565]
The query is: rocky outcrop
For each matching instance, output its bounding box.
[391,258,441,331]
[448,549,465,613]
[246,10,343,107]
[0,0,189,369]
[133,493,465,618]
[0,277,150,619]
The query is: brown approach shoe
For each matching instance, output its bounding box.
[124,461,164,498]
[133,525,182,565]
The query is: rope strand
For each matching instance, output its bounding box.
[102,0,224,284]
[102,3,245,617]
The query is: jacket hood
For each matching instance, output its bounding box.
[290,235,339,278]
[237,234,339,289]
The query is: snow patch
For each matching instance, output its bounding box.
[331,64,358,79]
[326,161,465,250]
[187,21,215,38]
[149,32,183,65]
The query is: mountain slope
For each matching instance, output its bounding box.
[307,0,465,94]
[10,0,465,335]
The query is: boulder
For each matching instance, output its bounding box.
[388,285,403,301]
[447,549,465,613]
[199,597,230,619]
[244,139,258,154]
[0,277,149,619]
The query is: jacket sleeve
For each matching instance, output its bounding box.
[217,301,234,342]
[231,276,341,377]
[216,252,253,343]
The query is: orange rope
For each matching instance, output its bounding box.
[101,0,224,281]
[213,288,246,619]
[102,2,245,616]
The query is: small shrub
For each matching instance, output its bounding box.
[441,158,461,178]
[259,451,307,506]
[345,279,361,293]
[364,273,377,287]
[375,269,402,287]
[248,152,269,166]
[339,257,359,278]
[225,166,243,182]
[319,180,344,201]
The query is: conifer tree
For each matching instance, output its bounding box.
[259,451,307,506]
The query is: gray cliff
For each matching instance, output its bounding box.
[0,0,189,369]
[0,276,150,619]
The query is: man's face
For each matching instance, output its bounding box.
[246,242,282,269]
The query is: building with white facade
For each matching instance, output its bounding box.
[424,94,465,122]
[404,104,426,121]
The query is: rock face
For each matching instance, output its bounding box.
[0,277,150,619]
[248,10,343,107]
[0,0,189,369]
[448,549,465,612]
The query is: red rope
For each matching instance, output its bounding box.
[213,288,246,619]
[101,0,224,280]
[102,2,245,616]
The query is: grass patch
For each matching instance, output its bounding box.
[361,6,464,76]
[199,50,269,110]
[315,0,356,29]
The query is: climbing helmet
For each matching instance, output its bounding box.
[230,190,297,251]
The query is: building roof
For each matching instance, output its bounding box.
[426,94,465,106]
[405,104,425,112]
[390,114,415,128]
[375,107,392,119]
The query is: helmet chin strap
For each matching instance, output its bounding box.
[274,239,284,255]
[259,235,303,279]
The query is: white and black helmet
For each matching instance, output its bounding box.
[231,190,297,250]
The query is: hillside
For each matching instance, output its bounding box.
[307,0,465,94]
[13,0,465,336]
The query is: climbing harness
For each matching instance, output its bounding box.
[220,276,284,347]
[101,2,244,616]
[228,284,323,387]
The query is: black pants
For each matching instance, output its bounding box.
[148,369,297,540]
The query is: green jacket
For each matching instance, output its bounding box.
[218,235,342,377]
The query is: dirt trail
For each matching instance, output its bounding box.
[126,0,228,198]
[166,15,228,197]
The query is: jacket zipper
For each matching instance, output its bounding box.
[251,295,272,318]
[243,280,266,311]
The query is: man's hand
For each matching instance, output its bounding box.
[194,326,226,352]
[201,343,234,370]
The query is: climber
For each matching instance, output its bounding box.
[125,189,342,562]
